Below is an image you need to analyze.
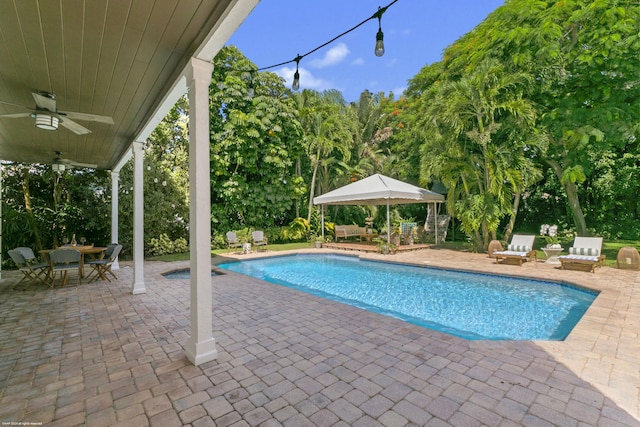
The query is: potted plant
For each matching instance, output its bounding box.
[310,233,323,249]
[374,238,397,255]
[540,224,561,249]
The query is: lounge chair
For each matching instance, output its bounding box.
[493,234,537,266]
[226,231,243,252]
[252,230,268,252]
[400,222,417,244]
[558,237,606,273]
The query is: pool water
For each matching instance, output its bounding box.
[163,269,219,279]
[217,254,597,340]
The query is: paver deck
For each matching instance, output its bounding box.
[0,247,638,426]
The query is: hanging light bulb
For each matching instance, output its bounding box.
[244,71,255,99]
[292,54,301,91]
[292,70,300,91]
[374,7,385,57]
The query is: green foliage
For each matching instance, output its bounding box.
[147,234,188,257]
[411,58,539,247]
[210,47,306,232]
[1,163,112,256]
[286,217,310,241]
[117,96,191,255]
[4,5,640,259]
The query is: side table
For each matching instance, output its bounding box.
[542,247,563,264]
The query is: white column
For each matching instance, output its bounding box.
[132,141,146,294]
[185,57,217,365]
[111,170,120,270]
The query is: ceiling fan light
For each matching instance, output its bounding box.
[52,163,65,173]
[35,113,59,131]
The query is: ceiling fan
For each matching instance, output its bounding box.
[0,91,114,135]
[52,151,98,173]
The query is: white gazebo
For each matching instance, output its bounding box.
[313,174,446,243]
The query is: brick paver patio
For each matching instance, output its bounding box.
[0,247,638,426]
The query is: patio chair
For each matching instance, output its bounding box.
[226,231,243,252]
[558,237,606,273]
[86,244,123,282]
[399,222,417,244]
[493,234,537,266]
[48,248,82,287]
[8,248,49,286]
[252,230,268,252]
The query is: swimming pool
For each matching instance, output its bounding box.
[217,254,597,340]
[163,269,220,279]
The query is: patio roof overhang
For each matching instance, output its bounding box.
[0,0,259,171]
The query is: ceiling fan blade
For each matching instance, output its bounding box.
[0,99,30,109]
[62,111,114,124]
[32,92,57,112]
[68,161,98,169]
[59,117,91,135]
[0,113,32,118]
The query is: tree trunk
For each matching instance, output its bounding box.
[22,170,43,250]
[547,159,588,236]
[563,180,588,236]
[307,149,320,223]
[481,220,490,251]
[295,158,301,218]
[503,192,521,243]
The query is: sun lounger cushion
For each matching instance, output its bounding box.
[560,254,599,262]
[507,244,531,253]
[568,247,600,256]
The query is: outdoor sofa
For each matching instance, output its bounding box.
[334,225,371,242]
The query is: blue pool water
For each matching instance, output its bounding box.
[163,269,219,279]
[217,254,597,340]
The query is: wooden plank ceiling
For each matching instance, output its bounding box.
[0,0,245,170]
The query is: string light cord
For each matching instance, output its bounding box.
[256,0,398,72]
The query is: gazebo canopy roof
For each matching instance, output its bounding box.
[313,174,445,206]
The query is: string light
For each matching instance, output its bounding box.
[256,0,398,90]
[374,7,386,57]
[292,55,301,91]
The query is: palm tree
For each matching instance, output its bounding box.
[296,90,353,223]
[419,60,537,249]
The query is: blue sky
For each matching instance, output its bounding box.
[227,0,505,102]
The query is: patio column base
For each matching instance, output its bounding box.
[186,337,218,365]
[132,282,146,294]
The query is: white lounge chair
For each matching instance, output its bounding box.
[226,231,243,252]
[493,234,537,266]
[252,230,268,252]
[558,237,606,273]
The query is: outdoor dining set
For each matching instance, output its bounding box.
[8,243,122,288]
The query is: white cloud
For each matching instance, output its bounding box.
[392,86,407,96]
[350,57,365,66]
[276,66,333,91]
[308,43,350,68]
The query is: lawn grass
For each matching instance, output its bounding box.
[147,239,637,267]
[148,242,315,262]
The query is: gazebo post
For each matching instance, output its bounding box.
[321,205,325,240]
[386,199,391,244]
[435,202,438,244]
